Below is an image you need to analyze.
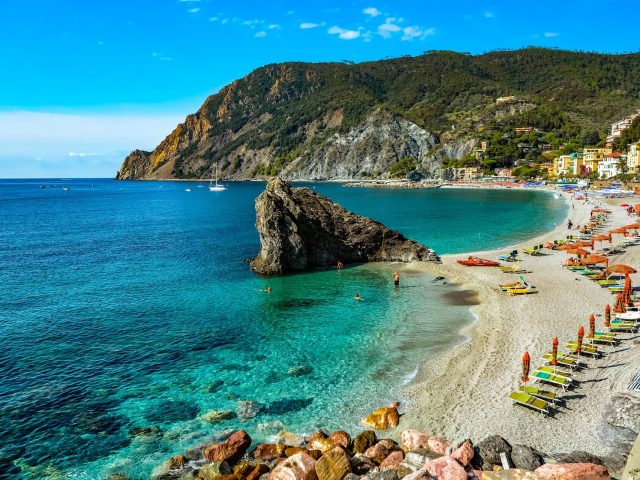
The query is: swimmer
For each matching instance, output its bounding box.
[354,293,362,301]
[260,287,272,293]
[393,271,400,287]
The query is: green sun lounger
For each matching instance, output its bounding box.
[536,365,573,379]
[532,370,572,389]
[565,341,600,356]
[519,385,560,404]
[597,280,619,286]
[523,245,544,255]
[608,323,637,333]
[509,391,550,414]
[542,353,579,369]
[591,332,618,345]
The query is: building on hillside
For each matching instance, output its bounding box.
[517,142,532,151]
[605,113,639,146]
[540,143,552,151]
[537,162,554,174]
[552,154,583,177]
[627,142,640,173]
[582,147,612,174]
[597,152,623,178]
[496,168,513,177]
[451,167,480,181]
[480,141,489,151]
[515,127,534,134]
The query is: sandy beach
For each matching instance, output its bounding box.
[397,190,640,458]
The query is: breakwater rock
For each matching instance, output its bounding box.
[250,178,440,275]
[137,423,614,480]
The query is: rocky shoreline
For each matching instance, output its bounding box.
[112,404,618,480]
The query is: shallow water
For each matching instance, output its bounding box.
[0,180,566,479]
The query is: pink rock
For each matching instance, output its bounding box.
[379,450,405,470]
[400,430,430,451]
[451,440,474,467]
[402,468,432,480]
[534,463,610,480]
[425,456,468,480]
[427,435,451,456]
[269,452,318,480]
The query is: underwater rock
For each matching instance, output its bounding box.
[144,400,199,424]
[201,410,237,423]
[237,400,266,422]
[287,365,314,377]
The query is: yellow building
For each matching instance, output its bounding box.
[627,142,640,174]
[582,147,612,174]
[553,154,583,177]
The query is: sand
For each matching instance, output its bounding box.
[397,191,640,456]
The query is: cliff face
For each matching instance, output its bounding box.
[117,49,640,181]
[250,178,439,275]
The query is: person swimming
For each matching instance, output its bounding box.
[354,293,362,301]
[393,271,400,287]
[259,287,272,293]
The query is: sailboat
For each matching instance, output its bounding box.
[209,164,227,192]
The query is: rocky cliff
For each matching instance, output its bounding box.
[250,178,439,275]
[117,48,640,181]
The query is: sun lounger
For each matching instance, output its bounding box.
[508,286,537,295]
[531,370,572,390]
[509,391,550,414]
[499,264,526,274]
[590,333,618,345]
[523,245,544,255]
[519,385,560,404]
[536,365,573,379]
[565,341,601,356]
[542,353,579,370]
[608,323,637,333]
[597,280,620,287]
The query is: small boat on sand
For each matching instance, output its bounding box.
[457,256,500,267]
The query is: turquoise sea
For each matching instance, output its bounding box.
[0,180,567,479]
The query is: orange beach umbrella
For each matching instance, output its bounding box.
[521,351,530,383]
[581,255,608,266]
[605,304,611,327]
[551,337,558,366]
[577,326,585,355]
[588,314,595,339]
[557,244,578,251]
[565,248,589,257]
[614,293,626,314]
[623,276,633,306]
[607,264,637,276]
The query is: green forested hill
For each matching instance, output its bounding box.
[116,48,640,180]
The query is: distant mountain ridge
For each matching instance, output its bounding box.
[116,48,640,181]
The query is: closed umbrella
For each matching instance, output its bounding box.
[623,275,633,306]
[521,351,530,383]
[605,304,611,327]
[588,314,595,339]
[551,337,558,366]
[577,326,585,355]
[614,293,626,314]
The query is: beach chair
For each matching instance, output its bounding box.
[590,332,618,345]
[523,245,544,255]
[597,279,620,287]
[541,353,579,370]
[499,281,522,291]
[608,322,637,333]
[509,392,550,414]
[565,341,601,357]
[531,370,572,390]
[508,286,537,296]
[519,385,560,404]
[499,264,526,274]
[536,366,573,379]
[498,250,518,262]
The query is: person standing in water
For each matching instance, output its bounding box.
[337,260,344,270]
[393,271,400,287]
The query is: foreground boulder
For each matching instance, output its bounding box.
[270,452,318,480]
[204,430,252,463]
[534,463,610,480]
[250,178,440,275]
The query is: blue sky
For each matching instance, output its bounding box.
[1,0,639,177]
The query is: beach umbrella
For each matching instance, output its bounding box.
[573,241,593,249]
[577,326,585,355]
[588,314,595,339]
[593,234,611,244]
[623,276,633,306]
[581,255,608,266]
[557,244,578,251]
[607,264,637,276]
[551,337,558,366]
[521,351,530,383]
[605,304,611,327]
[614,293,626,314]
[566,248,589,257]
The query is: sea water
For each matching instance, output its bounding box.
[0,180,566,479]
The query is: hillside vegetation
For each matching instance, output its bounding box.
[116,48,640,180]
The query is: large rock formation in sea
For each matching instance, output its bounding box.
[249,178,439,275]
[116,48,640,181]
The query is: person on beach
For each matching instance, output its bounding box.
[354,293,362,301]
[337,260,344,270]
[393,271,400,287]
[567,219,573,229]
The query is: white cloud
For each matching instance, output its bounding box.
[484,11,494,18]
[544,32,559,37]
[152,52,172,61]
[255,31,267,37]
[300,22,319,29]
[378,20,401,38]
[401,26,435,41]
[187,7,200,13]
[69,152,105,157]
[268,24,280,29]
[327,25,361,40]
[363,7,381,17]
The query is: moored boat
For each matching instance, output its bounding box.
[457,256,500,267]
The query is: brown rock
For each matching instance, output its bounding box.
[308,430,329,443]
[534,463,610,480]
[426,436,451,456]
[424,456,468,480]
[255,444,287,461]
[493,466,504,472]
[380,451,405,470]
[286,447,306,457]
[350,454,376,475]
[269,452,318,480]
[400,430,430,451]
[315,447,352,480]
[353,431,377,454]
[451,440,474,467]
[329,431,351,450]
[246,464,270,480]
[170,454,188,470]
[307,450,323,460]
[235,463,256,476]
[361,407,400,430]
[277,431,305,447]
[205,430,252,464]
[364,439,401,465]
[308,438,336,454]
[197,461,233,480]
[213,475,245,480]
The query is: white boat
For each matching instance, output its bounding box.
[63,187,70,191]
[185,188,192,192]
[209,165,227,191]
